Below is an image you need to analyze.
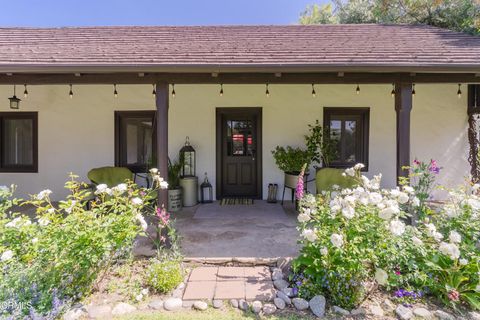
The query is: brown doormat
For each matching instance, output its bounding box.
[220,198,254,205]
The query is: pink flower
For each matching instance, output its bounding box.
[429,159,441,174]
[156,206,170,225]
[448,289,460,301]
[296,164,307,200]
[413,158,420,166]
[395,270,401,276]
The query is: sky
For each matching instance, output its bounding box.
[0,0,325,27]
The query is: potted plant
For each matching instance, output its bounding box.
[167,157,183,212]
[304,120,337,169]
[271,146,311,189]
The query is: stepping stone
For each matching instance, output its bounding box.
[183,281,216,300]
[214,281,245,299]
[244,266,271,281]
[245,280,275,301]
[189,267,218,281]
[217,267,245,281]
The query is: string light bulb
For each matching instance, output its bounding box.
[457,84,462,98]
[412,84,416,96]
[152,84,156,98]
[265,83,270,97]
[356,84,360,95]
[113,84,118,98]
[391,83,396,97]
[23,84,28,98]
[219,84,224,97]
[311,84,316,98]
[69,84,73,99]
[171,84,176,98]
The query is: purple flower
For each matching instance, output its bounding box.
[429,159,441,174]
[295,164,306,200]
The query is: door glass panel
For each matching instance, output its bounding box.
[2,118,33,166]
[329,120,342,162]
[124,118,153,167]
[226,120,253,156]
[344,120,357,162]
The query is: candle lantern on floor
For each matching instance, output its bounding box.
[180,136,196,177]
[200,172,213,203]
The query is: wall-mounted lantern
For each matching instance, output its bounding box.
[8,85,20,109]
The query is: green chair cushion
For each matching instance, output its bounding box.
[87,166,133,187]
[316,168,357,193]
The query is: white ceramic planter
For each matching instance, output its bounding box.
[284,172,300,189]
[168,188,183,212]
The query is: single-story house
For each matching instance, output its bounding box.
[0,24,479,204]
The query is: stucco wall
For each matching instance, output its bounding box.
[0,83,469,201]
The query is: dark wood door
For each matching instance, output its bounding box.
[216,108,262,199]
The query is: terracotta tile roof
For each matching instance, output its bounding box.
[0,24,479,72]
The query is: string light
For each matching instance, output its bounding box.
[69,84,73,99]
[23,84,28,98]
[219,84,224,97]
[311,84,316,98]
[391,83,396,97]
[113,84,118,98]
[356,84,360,95]
[152,84,156,98]
[171,84,176,98]
[265,83,270,97]
[412,84,416,96]
[457,84,462,98]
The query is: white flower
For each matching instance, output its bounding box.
[65,200,77,214]
[302,229,317,242]
[397,192,409,204]
[95,184,108,194]
[459,258,468,266]
[344,168,355,177]
[369,192,383,205]
[0,185,9,193]
[37,189,52,200]
[353,163,365,170]
[379,206,399,220]
[341,205,355,219]
[374,268,388,285]
[297,213,311,223]
[330,233,344,248]
[5,217,20,228]
[149,168,159,175]
[38,217,50,226]
[425,223,436,236]
[1,250,13,261]
[47,208,55,214]
[467,198,480,211]
[320,247,328,255]
[131,197,143,206]
[412,197,420,207]
[113,183,128,193]
[389,219,406,236]
[31,238,38,244]
[403,186,414,194]
[449,230,461,244]
[444,204,459,218]
[136,213,148,231]
[412,236,423,246]
[433,232,444,242]
[476,284,480,292]
[160,181,169,189]
[135,293,143,302]
[439,242,460,260]
[141,288,149,295]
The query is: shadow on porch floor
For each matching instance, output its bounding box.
[172,200,300,259]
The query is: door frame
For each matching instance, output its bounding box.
[215,107,263,200]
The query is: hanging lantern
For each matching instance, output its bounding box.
[180,136,196,177]
[8,85,21,109]
[200,172,213,203]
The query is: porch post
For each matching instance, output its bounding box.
[156,82,169,207]
[394,82,413,184]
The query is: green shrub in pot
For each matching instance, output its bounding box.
[271,146,311,174]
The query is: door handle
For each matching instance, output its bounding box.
[251,149,256,161]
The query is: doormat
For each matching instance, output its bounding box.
[220,198,254,205]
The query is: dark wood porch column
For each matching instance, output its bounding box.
[156,82,169,207]
[394,82,413,183]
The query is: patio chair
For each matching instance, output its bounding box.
[87,166,133,187]
[316,168,357,194]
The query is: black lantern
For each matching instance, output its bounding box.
[200,172,213,203]
[8,85,21,110]
[180,136,195,177]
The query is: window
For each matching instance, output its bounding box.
[0,112,38,172]
[115,111,156,173]
[323,107,369,169]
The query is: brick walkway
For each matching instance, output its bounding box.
[183,266,276,301]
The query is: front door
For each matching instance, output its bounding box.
[216,108,262,199]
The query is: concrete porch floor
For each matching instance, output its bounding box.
[173,200,300,258]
